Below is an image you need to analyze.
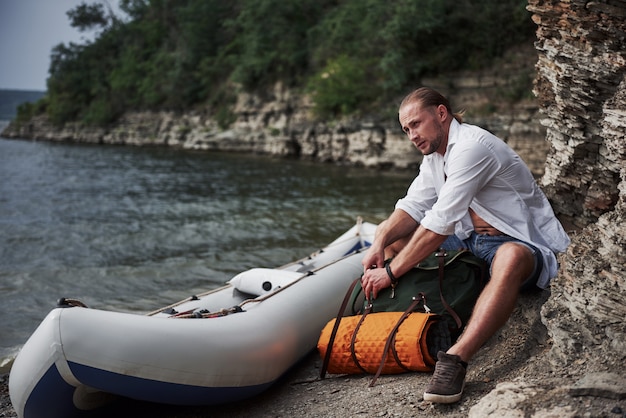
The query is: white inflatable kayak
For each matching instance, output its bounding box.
[9,219,377,418]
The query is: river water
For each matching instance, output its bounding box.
[0,135,416,372]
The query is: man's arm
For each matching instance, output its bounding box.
[372,209,420,249]
[388,225,447,278]
[361,211,447,300]
[362,209,419,272]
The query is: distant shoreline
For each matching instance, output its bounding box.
[0,89,46,122]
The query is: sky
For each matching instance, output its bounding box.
[0,0,120,91]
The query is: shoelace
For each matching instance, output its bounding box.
[431,360,462,384]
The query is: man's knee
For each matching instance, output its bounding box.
[492,243,535,286]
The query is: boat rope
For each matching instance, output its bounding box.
[170,305,243,319]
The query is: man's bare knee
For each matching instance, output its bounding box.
[492,243,534,286]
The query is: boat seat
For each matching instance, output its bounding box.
[228,268,303,297]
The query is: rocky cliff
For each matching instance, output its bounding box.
[467,1,626,414]
[529,0,626,381]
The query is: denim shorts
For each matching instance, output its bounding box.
[441,232,543,292]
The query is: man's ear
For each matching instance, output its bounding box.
[437,104,447,121]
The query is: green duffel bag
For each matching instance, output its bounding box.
[349,249,487,341]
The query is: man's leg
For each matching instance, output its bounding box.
[423,243,535,403]
[448,243,534,361]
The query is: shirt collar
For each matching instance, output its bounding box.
[443,118,461,161]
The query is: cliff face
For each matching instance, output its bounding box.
[528,0,626,374]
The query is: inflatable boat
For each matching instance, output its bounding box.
[9,219,377,418]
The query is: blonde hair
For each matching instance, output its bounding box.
[400,87,464,123]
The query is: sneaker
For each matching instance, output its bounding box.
[423,351,467,404]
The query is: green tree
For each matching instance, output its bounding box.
[38,0,535,126]
[307,55,382,118]
[67,2,108,31]
[228,0,329,90]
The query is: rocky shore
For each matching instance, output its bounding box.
[1,44,549,179]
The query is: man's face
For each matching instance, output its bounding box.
[399,102,447,156]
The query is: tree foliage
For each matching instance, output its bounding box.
[67,2,109,31]
[32,0,535,125]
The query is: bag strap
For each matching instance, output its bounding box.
[369,293,426,387]
[436,249,463,330]
[320,276,362,379]
[349,303,373,374]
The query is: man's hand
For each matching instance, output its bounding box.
[361,244,385,274]
[361,267,392,301]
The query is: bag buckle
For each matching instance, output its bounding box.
[413,293,431,313]
[435,249,447,257]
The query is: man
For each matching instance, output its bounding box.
[360,87,570,404]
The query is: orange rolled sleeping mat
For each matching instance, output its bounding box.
[317,312,438,374]
[318,310,438,375]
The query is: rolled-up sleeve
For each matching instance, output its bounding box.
[395,162,438,223]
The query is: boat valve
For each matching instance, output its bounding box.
[57,298,89,308]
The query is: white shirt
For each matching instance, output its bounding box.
[395,119,570,288]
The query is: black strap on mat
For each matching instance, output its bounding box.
[320,277,362,379]
[368,294,426,387]
[349,303,373,374]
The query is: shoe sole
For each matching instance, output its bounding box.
[423,383,465,404]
